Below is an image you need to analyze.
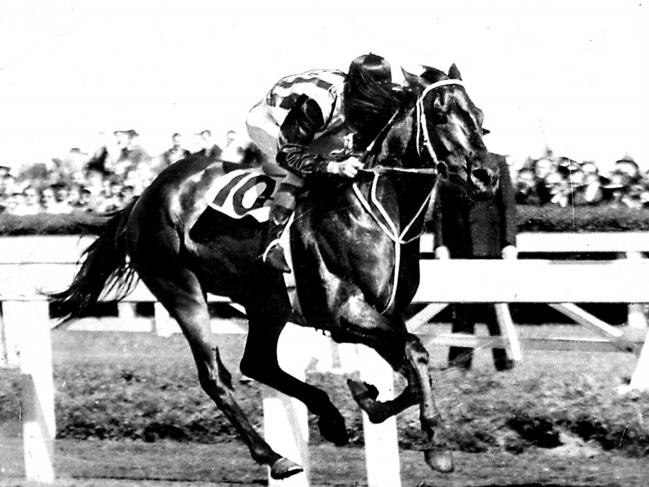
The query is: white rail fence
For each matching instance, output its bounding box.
[2,234,649,486]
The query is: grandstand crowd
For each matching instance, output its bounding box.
[514,150,649,209]
[0,128,646,215]
[0,129,252,215]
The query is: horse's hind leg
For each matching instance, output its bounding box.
[240,289,349,446]
[142,270,302,480]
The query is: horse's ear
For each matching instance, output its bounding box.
[448,63,463,80]
[401,66,425,88]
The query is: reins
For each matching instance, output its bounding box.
[351,78,462,314]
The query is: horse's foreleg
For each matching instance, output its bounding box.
[404,334,454,473]
[143,272,302,480]
[240,293,349,446]
[346,377,417,423]
[335,294,453,473]
[334,294,418,420]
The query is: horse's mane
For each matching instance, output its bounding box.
[344,69,416,149]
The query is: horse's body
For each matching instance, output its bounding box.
[52,65,495,479]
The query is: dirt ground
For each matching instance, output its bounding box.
[0,438,646,487]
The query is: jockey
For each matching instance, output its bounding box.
[246,53,395,272]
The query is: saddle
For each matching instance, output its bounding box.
[203,164,303,317]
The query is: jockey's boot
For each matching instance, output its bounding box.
[262,206,292,273]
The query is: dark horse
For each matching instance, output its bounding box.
[51,65,497,479]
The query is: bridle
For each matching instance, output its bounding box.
[352,78,465,314]
[360,78,464,175]
[415,79,464,165]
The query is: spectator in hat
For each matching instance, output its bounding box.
[601,171,628,207]
[112,129,150,176]
[194,129,222,161]
[86,132,117,175]
[56,147,89,182]
[77,187,95,211]
[582,172,605,205]
[614,155,640,184]
[544,171,570,207]
[514,167,542,205]
[0,166,15,196]
[0,192,22,214]
[99,178,125,212]
[558,159,588,206]
[41,184,72,214]
[13,185,42,215]
[67,183,86,210]
[531,157,555,204]
[220,130,245,163]
[159,132,191,169]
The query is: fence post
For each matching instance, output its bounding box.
[153,303,179,337]
[263,323,312,487]
[628,331,649,392]
[495,303,523,362]
[626,251,648,329]
[4,300,55,483]
[357,345,401,487]
[117,302,136,321]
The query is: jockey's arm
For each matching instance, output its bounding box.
[276,94,329,177]
[277,95,363,179]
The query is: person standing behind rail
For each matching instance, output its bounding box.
[431,152,518,371]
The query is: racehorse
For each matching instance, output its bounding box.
[51,64,497,479]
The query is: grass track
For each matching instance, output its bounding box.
[1,323,649,485]
[1,438,648,486]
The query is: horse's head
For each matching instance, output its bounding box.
[403,64,498,196]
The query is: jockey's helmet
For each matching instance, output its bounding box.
[347,53,392,86]
[343,53,397,145]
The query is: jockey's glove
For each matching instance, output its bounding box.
[326,157,364,178]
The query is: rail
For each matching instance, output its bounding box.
[2,233,649,486]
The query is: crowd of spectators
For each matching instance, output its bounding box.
[513,151,649,209]
[0,129,256,216]
[1,135,647,216]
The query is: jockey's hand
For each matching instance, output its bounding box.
[326,157,364,178]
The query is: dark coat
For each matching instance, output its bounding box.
[432,154,518,258]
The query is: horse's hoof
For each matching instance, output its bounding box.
[318,412,349,446]
[270,457,304,480]
[347,379,379,405]
[424,449,454,473]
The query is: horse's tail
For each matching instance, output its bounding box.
[49,199,139,321]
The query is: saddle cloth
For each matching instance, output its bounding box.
[204,165,302,316]
[206,166,279,222]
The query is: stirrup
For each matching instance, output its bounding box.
[263,240,291,272]
[262,239,283,263]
